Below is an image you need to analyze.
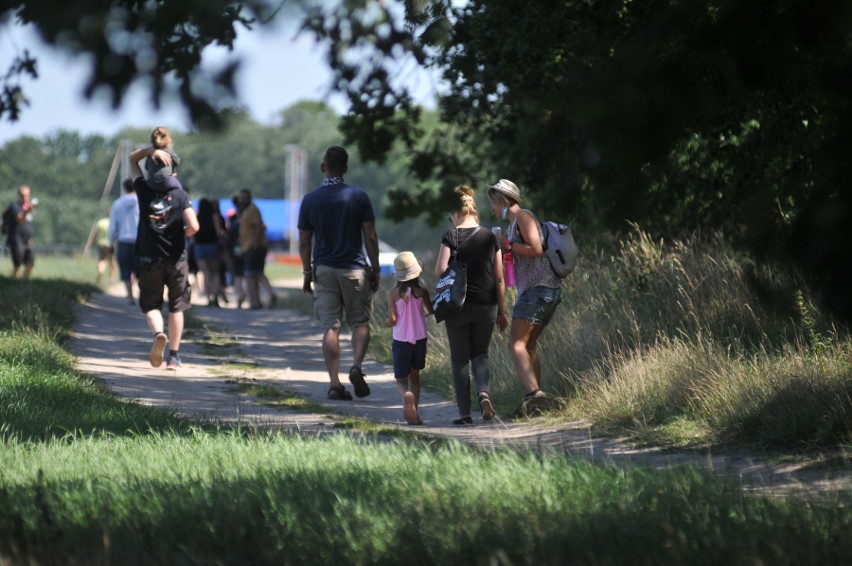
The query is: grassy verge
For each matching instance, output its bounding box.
[407,226,852,453]
[18,253,102,284]
[1,275,851,563]
[0,276,197,442]
[3,433,851,565]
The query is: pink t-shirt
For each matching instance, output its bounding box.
[392,289,428,344]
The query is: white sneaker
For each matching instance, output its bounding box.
[149,332,167,367]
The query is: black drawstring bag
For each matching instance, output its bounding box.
[432,227,480,323]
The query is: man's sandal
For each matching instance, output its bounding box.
[328,384,352,400]
[348,366,371,398]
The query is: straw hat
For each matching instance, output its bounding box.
[487,179,522,204]
[393,251,422,282]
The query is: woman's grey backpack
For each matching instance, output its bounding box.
[539,220,578,278]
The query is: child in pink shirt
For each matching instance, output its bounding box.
[386,251,433,425]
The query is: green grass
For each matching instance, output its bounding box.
[2,265,852,563]
[264,260,303,281]
[19,252,104,284]
[2,433,850,565]
[224,377,333,414]
[405,226,852,451]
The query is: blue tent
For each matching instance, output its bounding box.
[197,199,297,243]
[195,199,397,272]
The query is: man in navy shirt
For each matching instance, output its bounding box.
[298,146,381,400]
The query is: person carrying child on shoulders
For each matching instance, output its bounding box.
[146,127,182,191]
[386,251,433,425]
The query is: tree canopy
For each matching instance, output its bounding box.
[3,0,852,320]
[1,0,286,128]
[311,0,852,321]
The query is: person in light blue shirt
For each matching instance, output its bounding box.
[109,179,140,304]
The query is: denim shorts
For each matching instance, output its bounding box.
[194,243,219,262]
[512,286,562,325]
[116,241,140,282]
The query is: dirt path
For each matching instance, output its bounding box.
[70,281,851,495]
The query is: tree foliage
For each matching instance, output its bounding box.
[3,0,852,319]
[1,0,289,128]
[0,101,448,253]
[311,0,852,320]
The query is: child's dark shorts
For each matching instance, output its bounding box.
[392,338,427,379]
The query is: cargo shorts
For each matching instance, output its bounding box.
[313,265,373,330]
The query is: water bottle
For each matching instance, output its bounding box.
[504,249,515,287]
[493,226,515,287]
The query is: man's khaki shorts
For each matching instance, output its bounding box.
[313,265,373,329]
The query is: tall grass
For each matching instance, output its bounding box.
[403,226,852,449]
[2,258,852,563]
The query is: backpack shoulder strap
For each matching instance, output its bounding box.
[513,209,543,244]
[457,226,482,251]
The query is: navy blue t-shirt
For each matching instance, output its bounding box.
[297,182,376,269]
[133,177,191,260]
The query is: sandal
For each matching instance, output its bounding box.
[327,384,352,400]
[479,393,495,421]
[512,390,548,418]
[348,366,371,398]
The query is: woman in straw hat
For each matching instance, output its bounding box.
[386,251,433,425]
[487,179,562,417]
[435,184,509,425]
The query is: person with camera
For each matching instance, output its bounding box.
[3,185,38,279]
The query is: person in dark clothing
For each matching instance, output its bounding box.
[3,184,38,278]
[435,184,508,424]
[226,195,246,308]
[130,145,199,370]
[298,146,381,400]
[194,197,224,307]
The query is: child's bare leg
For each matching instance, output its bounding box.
[409,369,421,407]
[399,376,419,425]
[395,377,409,398]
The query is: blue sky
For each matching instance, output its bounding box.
[0,16,439,145]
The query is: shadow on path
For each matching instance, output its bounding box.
[70,282,852,495]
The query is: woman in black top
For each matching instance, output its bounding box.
[194,198,224,307]
[434,184,508,424]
